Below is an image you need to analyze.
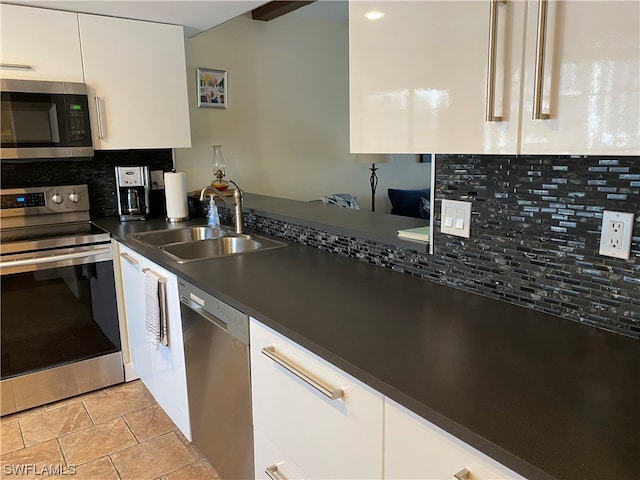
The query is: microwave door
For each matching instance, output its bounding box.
[4,101,61,144]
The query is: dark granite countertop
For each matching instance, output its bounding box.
[95,208,640,480]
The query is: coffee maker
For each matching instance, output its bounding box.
[115,166,150,221]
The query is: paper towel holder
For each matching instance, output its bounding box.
[164,171,190,223]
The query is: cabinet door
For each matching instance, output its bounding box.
[78,14,191,150]
[520,1,640,155]
[254,429,306,480]
[0,4,84,82]
[385,398,524,480]
[250,318,383,479]
[141,259,191,440]
[349,1,524,154]
[118,245,154,392]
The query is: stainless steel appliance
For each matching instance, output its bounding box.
[1,79,93,160]
[0,184,123,416]
[115,166,150,221]
[178,278,254,480]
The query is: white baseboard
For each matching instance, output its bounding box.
[124,362,139,382]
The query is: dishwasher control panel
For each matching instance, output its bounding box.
[178,278,249,345]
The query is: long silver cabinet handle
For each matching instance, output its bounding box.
[95,96,106,139]
[119,252,139,266]
[261,345,344,400]
[0,63,33,70]
[486,0,507,122]
[532,0,551,120]
[265,464,288,480]
[0,247,111,269]
[453,468,471,480]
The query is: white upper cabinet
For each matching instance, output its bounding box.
[78,14,191,150]
[349,0,639,155]
[0,4,84,82]
[519,0,640,155]
[349,0,524,154]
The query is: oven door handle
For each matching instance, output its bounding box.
[0,246,111,269]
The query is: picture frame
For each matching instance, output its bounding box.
[197,68,227,109]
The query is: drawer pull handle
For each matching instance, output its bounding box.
[0,63,33,70]
[119,252,139,266]
[453,468,471,480]
[261,345,344,400]
[265,464,288,480]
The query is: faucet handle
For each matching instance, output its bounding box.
[229,180,243,198]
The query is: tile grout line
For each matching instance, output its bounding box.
[55,437,71,472]
[80,400,95,427]
[15,418,26,453]
[120,411,142,444]
[107,453,125,480]
[150,431,198,479]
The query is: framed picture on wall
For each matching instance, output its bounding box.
[197,68,227,109]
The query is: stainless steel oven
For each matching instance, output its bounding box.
[0,184,123,416]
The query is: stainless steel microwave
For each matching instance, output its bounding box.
[1,79,93,160]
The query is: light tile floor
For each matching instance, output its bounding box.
[0,380,220,480]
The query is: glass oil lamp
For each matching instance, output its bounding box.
[210,145,229,190]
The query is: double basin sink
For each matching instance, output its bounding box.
[128,225,287,263]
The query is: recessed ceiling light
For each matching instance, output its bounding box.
[365,11,385,21]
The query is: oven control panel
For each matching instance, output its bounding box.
[0,184,90,218]
[1,192,46,209]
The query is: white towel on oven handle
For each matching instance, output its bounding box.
[144,268,168,349]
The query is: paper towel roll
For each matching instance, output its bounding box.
[164,172,189,222]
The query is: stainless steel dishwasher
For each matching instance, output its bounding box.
[178,278,253,480]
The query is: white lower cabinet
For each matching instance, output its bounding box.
[253,429,307,480]
[384,398,524,480]
[117,243,191,440]
[250,318,384,479]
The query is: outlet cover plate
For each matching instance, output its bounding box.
[599,210,635,260]
[441,199,472,238]
[150,170,165,190]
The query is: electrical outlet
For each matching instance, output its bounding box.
[599,210,635,260]
[150,170,165,190]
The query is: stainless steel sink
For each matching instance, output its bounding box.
[129,226,230,246]
[127,226,287,263]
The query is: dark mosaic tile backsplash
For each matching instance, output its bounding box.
[221,154,640,339]
[1,149,173,218]
[433,155,639,338]
[4,150,637,338]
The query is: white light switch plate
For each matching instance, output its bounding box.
[441,199,472,238]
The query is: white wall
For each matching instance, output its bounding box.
[175,9,431,213]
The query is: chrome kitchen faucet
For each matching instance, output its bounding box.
[200,181,244,234]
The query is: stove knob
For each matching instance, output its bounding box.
[68,192,80,203]
[51,193,63,204]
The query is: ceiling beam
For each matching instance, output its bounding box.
[251,1,316,21]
